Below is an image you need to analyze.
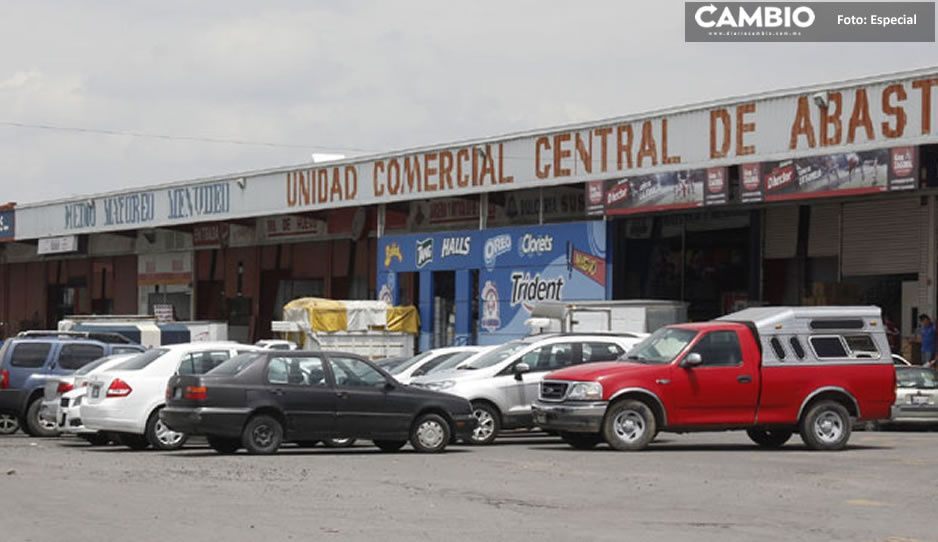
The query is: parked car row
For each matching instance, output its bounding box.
[1,306,933,456]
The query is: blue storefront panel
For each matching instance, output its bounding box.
[377,221,607,347]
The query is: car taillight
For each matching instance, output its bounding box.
[0,370,8,390]
[106,378,133,398]
[183,386,207,401]
[56,381,74,395]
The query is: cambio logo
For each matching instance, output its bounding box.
[694,4,815,29]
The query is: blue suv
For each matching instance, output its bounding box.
[0,331,145,437]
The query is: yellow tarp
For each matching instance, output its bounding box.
[387,306,419,334]
[283,297,419,334]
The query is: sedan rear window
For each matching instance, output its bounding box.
[114,349,168,371]
[10,343,52,368]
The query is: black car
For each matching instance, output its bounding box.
[160,350,476,454]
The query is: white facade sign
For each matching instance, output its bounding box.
[14,68,938,240]
[37,235,78,255]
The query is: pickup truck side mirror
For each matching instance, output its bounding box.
[513,362,531,381]
[681,353,703,368]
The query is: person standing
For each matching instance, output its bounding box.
[917,314,935,367]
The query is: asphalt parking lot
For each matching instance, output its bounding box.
[1,431,936,542]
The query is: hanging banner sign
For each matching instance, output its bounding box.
[740,145,918,203]
[593,167,729,216]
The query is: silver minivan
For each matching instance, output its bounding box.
[410,333,644,444]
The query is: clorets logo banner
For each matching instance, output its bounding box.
[685,2,934,42]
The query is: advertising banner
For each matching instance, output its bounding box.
[740,146,918,203]
[376,221,607,344]
[594,167,728,216]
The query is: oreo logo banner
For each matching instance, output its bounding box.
[376,221,608,344]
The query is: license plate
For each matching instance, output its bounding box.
[91,386,99,398]
[911,395,929,405]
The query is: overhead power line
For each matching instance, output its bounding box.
[0,120,375,153]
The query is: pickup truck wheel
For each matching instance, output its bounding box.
[603,400,656,451]
[559,432,602,450]
[242,415,283,455]
[799,400,851,451]
[207,436,241,454]
[0,413,19,435]
[469,402,500,445]
[25,398,60,438]
[410,413,451,453]
[746,428,793,448]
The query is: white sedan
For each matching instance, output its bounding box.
[55,354,141,444]
[387,346,485,385]
[81,342,257,450]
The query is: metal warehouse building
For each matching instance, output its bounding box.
[2,67,938,354]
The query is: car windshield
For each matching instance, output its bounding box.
[463,342,527,370]
[624,327,698,364]
[388,351,435,375]
[897,367,938,389]
[428,351,478,374]
[375,356,408,371]
[208,353,264,376]
[113,348,168,371]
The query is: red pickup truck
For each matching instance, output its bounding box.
[532,306,896,451]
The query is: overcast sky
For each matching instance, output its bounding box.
[1,0,936,203]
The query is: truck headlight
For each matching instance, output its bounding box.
[566,382,603,401]
[423,380,456,391]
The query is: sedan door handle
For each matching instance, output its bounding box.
[737,375,753,384]
[336,391,349,399]
[272,388,285,396]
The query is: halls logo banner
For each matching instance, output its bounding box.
[740,145,918,203]
[376,221,608,344]
[686,2,934,42]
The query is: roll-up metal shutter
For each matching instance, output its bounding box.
[841,198,921,276]
[807,204,840,258]
[763,206,799,259]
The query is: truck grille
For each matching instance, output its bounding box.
[540,382,568,401]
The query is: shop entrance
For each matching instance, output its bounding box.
[615,212,753,321]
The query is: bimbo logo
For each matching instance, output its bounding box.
[480,280,501,332]
[694,4,815,29]
[484,234,511,270]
